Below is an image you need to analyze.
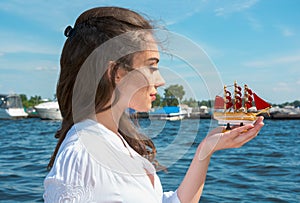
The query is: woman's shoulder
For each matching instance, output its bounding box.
[44,138,100,197]
[45,121,100,182]
[46,119,114,177]
[58,119,104,152]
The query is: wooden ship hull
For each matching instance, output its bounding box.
[213,111,257,125]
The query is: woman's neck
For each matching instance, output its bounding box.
[95,106,124,135]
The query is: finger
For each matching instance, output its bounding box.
[236,130,259,146]
[252,117,265,131]
[239,128,259,143]
[254,116,264,126]
[228,124,254,137]
[235,120,264,144]
[207,126,226,136]
[240,121,264,139]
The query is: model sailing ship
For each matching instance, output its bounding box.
[213,81,271,129]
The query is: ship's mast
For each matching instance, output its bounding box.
[224,84,233,112]
[223,85,227,112]
[244,84,248,113]
[244,84,253,112]
[233,81,243,112]
[234,81,237,112]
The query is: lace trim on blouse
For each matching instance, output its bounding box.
[44,178,93,203]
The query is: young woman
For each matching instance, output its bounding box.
[44,7,264,203]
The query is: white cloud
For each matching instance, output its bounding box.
[246,15,262,31]
[272,82,292,92]
[271,81,300,102]
[214,0,259,16]
[0,43,58,55]
[243,53,300,67]
[283,29,294,37]
[0,31,60,55]
[0,0,207,29]
[274,25,295,37]
[137,1,207,26]
[35,66,58,71]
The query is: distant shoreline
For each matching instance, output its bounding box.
[130,112,300,120]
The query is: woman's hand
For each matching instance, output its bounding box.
[198,116,264,160]
[177,117,264,203]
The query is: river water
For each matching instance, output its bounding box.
[0,118,299,202]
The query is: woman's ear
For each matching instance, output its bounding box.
[115,68,127,84]
[107,61,127,84]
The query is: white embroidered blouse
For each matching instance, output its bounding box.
[43,119,181,203]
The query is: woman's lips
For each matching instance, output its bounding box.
[150,93,156,101]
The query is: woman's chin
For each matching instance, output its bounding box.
[131,105,151,113]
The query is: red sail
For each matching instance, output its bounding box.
[235,102,242,109]
[235,85,242,110]
[226,96,232,101]
[226,102,233,109]
[224,89,232,110]
[246,96,253,109]
[235,85,242,96]
[253,93,271,110]
[235,91,242,97]
[247,89,253,95]
[214,96,224,109]
[246,102,252,109]
[248,96,253,102]
[235,96,242,109]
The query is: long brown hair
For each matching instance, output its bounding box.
[48,7,158,169]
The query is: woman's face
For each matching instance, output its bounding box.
[116,50,165,112]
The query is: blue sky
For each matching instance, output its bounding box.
[0,0,299,104]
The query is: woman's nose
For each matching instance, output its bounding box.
[154,71,165,88]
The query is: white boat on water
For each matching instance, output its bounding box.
[149,106,186,121]
[161,112,185,121]
[34,101,62,120]
[0,94,28,119]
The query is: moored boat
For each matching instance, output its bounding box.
[0,94,28,119]
[34,101,62,120]
[149,106,186,121]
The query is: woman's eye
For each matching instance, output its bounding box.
[149,66,158,73]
